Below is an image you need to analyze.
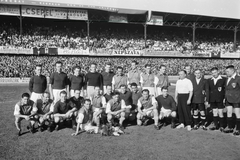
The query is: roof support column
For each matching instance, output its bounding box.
[192,22,196,48]
[87,20,90,47]
[144,23,147,48]
[234,26,238,52]
[19,5,23,44]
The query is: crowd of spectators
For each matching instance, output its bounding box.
[1,55,240,77]
[0,17,239,53]
[0,17,240,78]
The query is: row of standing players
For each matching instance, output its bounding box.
[13,61,240,137]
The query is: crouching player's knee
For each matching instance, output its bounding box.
[107,113,113,122]
[171,111,177,118]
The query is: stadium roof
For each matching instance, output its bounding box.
[1,0,240,20]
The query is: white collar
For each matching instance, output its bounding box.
[211,75,222,80]
[229,73,237,79]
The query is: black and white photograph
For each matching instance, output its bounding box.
[0,0,240,159]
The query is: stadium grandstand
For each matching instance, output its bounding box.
[0,0,240,78]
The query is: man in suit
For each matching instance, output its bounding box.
[191,69,208,130]
[224,65,240,136]
[206,67,226,131]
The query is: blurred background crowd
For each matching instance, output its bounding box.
[0,16,240,77]
[0,17,239,53]
[1,55,240,77]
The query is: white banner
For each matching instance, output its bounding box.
[0,78,20,83]
[147,15,163,26]
[21,6,88,20]
[0,78,30,83]
[220,52,239,58]
[109,13,128,23]
[22,6,45,18]
[112,50,143,56]
[0,5,20,16]
[21,6,67,19]
[68,9,88,20]
[0,47,32,54]
[58,48,89,55]
[45,7,67,19]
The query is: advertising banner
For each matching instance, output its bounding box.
[191,51,211,57]
[0,5,19,16]
[144,51,187,57]
[90,48,111,56]
[68,9,88,20]
[33,48,58,55]
[0,78,19,83]
[112,49,143,56]
[109,13,128,23]
[58,48,89,55]
[21,6,67,19]
[220,52,239,58]
[0,47,32,54]
[147,15,163,26]
[0,78,30,83]
[21,6,88,20]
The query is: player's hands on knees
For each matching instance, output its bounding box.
[71,132,78,136]
[187,100,191,105]
[204,101,208,106]
[142,111,147,116]
[66,112,71,118]
[43,114,48,120]
[25,116,30,121]
[112,111,118,116]
[96,111,102,117]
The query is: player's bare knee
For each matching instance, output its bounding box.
[193,110,198,115]
[34,115,39,120]
[213,109,218,116]
[200,111,205,116]
[136,113,142,120]
[121,112,126,118]
[39,117,44,123]
[171,111,177,118]
[15,117,22,123]
[54,116,60,123]
[153,109,158,116]
[234,109,240,118]
[74,111,78,117]
[107,114,112,121]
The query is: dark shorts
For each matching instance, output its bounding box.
[210,102,224,109]
[192,103,205,111]
[225,100,240,108]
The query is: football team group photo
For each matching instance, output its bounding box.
[1,0,240,159]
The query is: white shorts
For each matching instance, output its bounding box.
[160,107,172,117]
[156,88,163,96]
[143,109,154,118]
[53,89,66,103]
[142,87,155,96]
[70,89,84,97]
[81,123,99,133]
[86,86,95,98]
[30,92,43,103]
[103,86,107,94]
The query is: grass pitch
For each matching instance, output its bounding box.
[0,84,240,160]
